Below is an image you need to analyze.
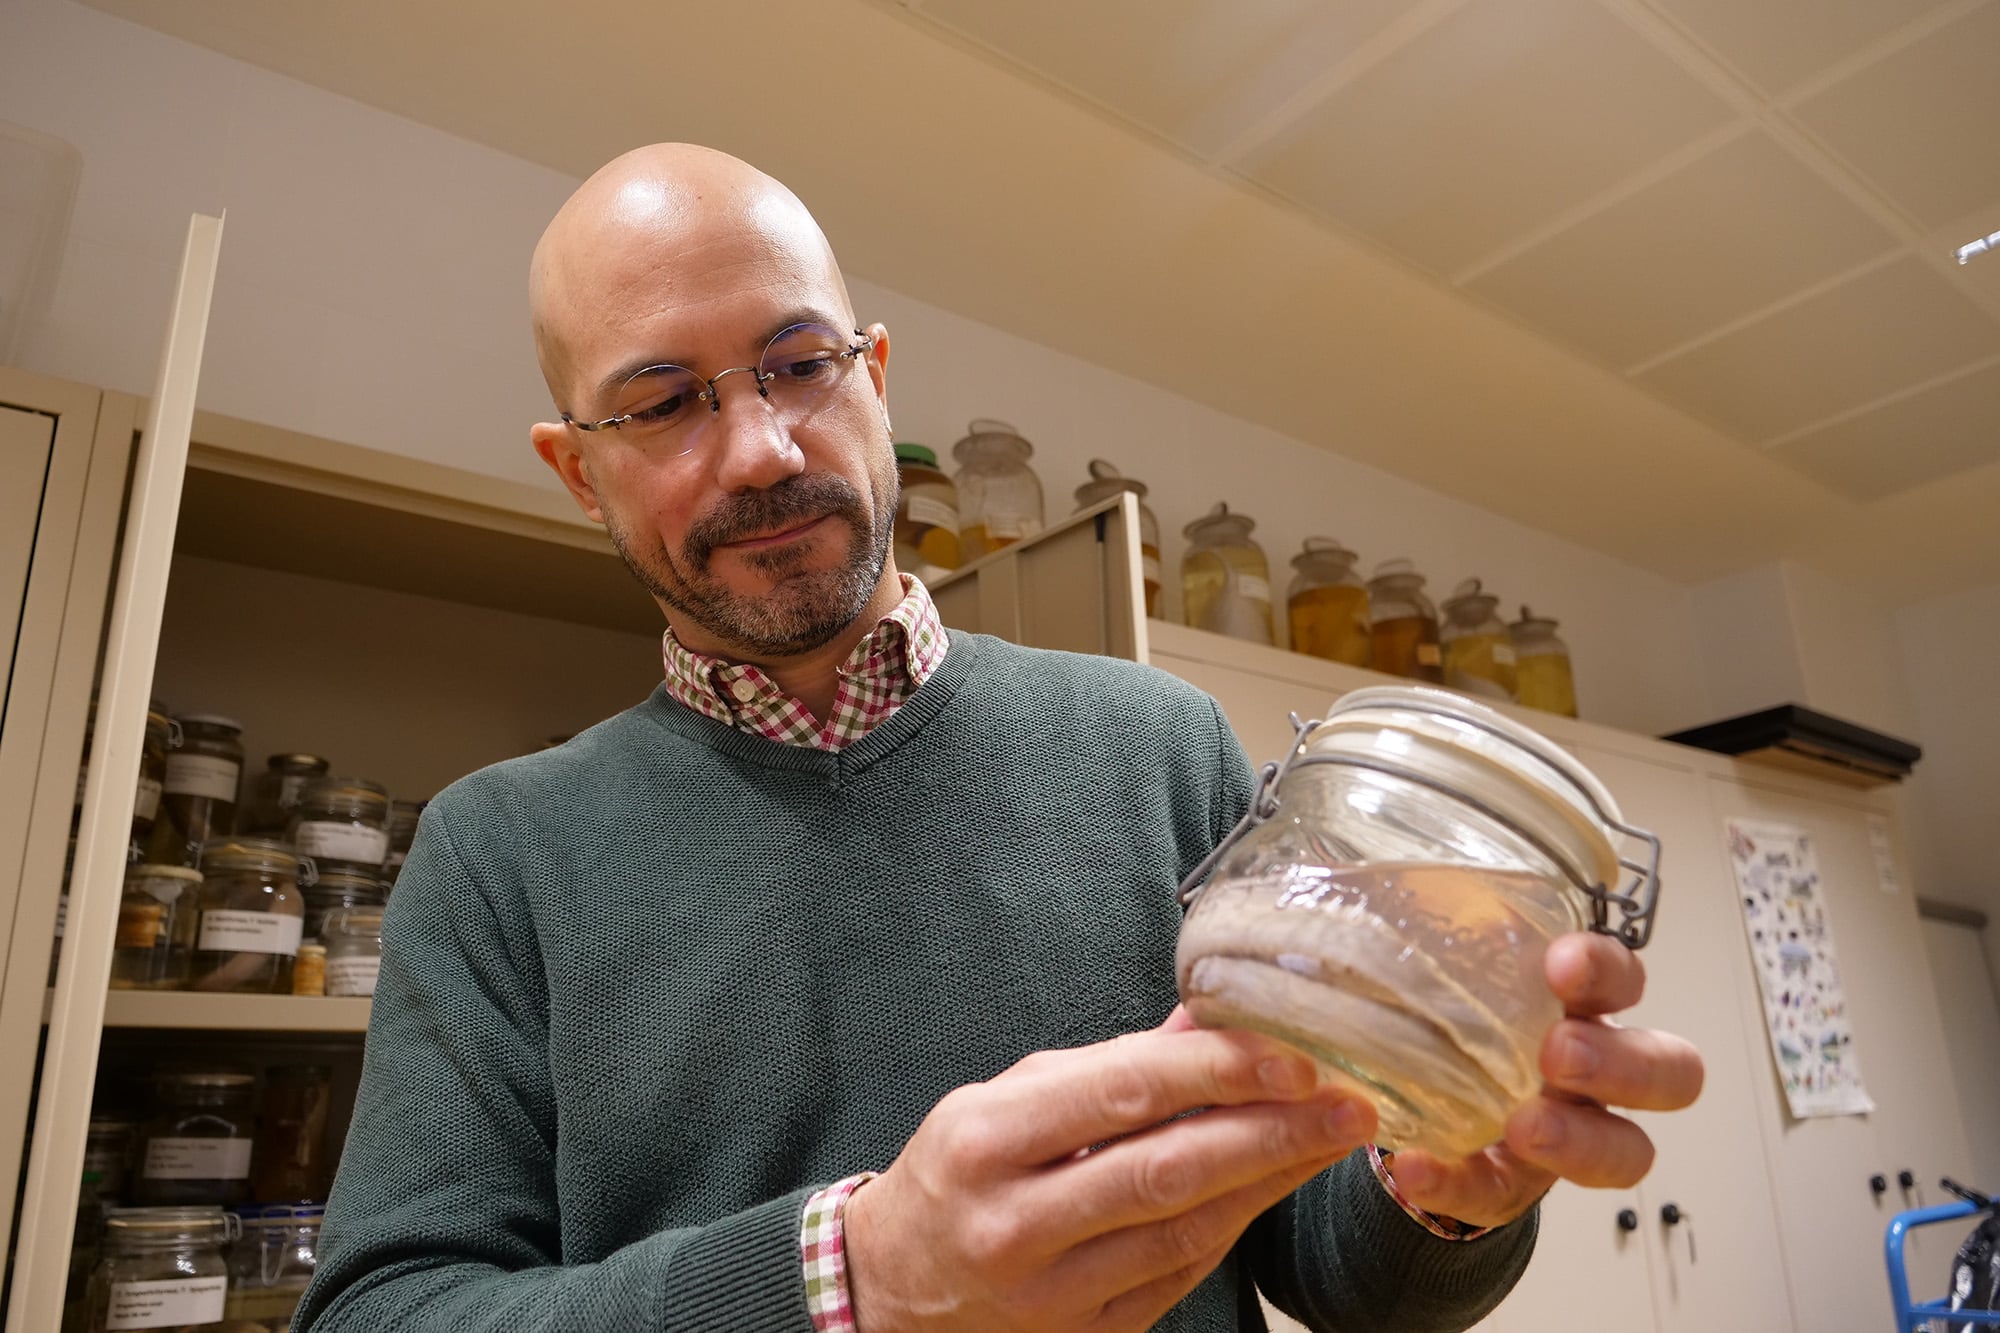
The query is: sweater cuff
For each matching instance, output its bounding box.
[1367,1144,1495,1241]
[657,1185,821,1330]
[801,1173,878,1332]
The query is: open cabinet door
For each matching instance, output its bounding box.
[6,213,223,1333]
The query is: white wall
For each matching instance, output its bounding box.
[1895,583,2000,918]
[6,0,1716,738]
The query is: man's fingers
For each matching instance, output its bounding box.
[1545,932,1647,1016]
[1541,1019,1705,1111]
[979,1027,1324,1165]
[1504,1095,1657,1188]
[1387,1146,1555,1230]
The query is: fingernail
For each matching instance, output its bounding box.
[1558,1033,1599,1082]
[1393,1155,1434,1192]
[1326,1100,1369,1141]
[1529,1107,1567,1153]
[1261,1057,1312,1096]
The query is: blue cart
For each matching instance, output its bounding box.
[1887,1181,2000,1332]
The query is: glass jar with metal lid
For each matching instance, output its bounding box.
[1175,686,1661,1161]
[223,1203,321,1328]
[321,907,386,998]
[1286,538,1371,667]
[111,864,203,990]
[1181,502,1274,645]
[951,419,1044,558]
[135,1072,257,1207]
[1072,460,1162,619]
[240,754,330,836]
[1440,577,1518,703]
[188,838,308,994]
[303,867,388,941]
[85,1206,236,1332]
[287,777,389,868]
[383,799,425,884]
[892,443,962,582]
[74,705,174,853]
[150,716,243,869]
[1366,558,1443,683]
[1510,606,1578,718]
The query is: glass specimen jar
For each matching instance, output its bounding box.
[222,1203,322,1328]
[110,864,203,990]
[151,715,243,868]
[1286,538,1371,666]
[950,419,1044,558]
[188,837,308,994]
[321,907,385,998]
[240,753,330,836]
[84,1206,235,1332]
[287,777,390,868]
[1072,459,1163,618]
[892,443,962,581]
[1366,558,1443,683]
[251,1068,333,1204]
[1440,578,1518,702]
[136,1072,258,1207]
[383,799,425,884]
[303,866,388,941]
[1175,686,1660,1161]
[1181,503,1274,645]
[1511,607,1579,718]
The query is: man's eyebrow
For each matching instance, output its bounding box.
[587,307,850,406]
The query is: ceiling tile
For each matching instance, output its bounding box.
[1637,255,2000,440]
[1790,3,2000,229]
[1234,0,1740,275]
[1768,359,2000,499]
[911,0,1416,159]
[1466,130,1899,368]
[1642,0,1961,97]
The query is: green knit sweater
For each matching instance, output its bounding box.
[295,632,1535,1331]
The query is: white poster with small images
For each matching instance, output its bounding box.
[1727,818,1874,1118]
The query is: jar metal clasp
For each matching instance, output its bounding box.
[1177,711,1665,951]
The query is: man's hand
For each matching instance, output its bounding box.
[842,1013,1378,1332]
[1385,931,1706,1228]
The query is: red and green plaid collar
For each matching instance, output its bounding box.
[659,574,948,751]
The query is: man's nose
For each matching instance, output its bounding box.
[700,373,804,491]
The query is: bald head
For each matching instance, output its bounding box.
[529,144,853,405]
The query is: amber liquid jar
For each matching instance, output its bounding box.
[1286,538,1371,666]
[1367,561,1443,683]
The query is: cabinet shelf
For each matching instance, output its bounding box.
[47,990,372,1033]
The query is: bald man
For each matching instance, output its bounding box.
[296,145,1700,1333]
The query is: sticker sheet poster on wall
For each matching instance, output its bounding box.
[1727,818,1875,1118]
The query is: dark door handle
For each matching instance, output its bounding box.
[1617,1208,1639,1232]
[1660,1203,1683,1226]
[1871,1174,1888,1197]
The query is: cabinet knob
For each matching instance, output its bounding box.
[1616,1208,1639,1232]
[1660,1202,1683,1226]
[1897,1169,1915,1190]
[1870,1174,1888,1196]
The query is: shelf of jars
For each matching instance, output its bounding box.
[46,991,373,1033]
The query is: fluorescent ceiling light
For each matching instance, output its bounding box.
[1955,229,2000,265]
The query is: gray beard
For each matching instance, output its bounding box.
[606,469,898,658]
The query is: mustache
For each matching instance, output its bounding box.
[683,473,869,568]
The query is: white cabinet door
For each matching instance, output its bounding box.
[7,214,223,1333]
[1704,770,1974,1333]
[0,404,55,701]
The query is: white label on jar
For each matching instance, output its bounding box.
[385,851,407,872]
[327,954,382,997]
[1236,574,1272,605]
[987,515,1044,541]
[1492,643,1517,666]
[142,1136,252,1181]
[164,753,240,802]
[294,821,390,864]
[133,777,163,822]
[905,495,959,533]
[198,910,303,957]
[106,1275,227,1329]
[1417,643,1443,667]
[278,773,310,806]
[1142,555,1162,586]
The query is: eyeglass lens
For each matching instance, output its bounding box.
[608,322,860,446]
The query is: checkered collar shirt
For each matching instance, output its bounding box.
[658,573,949,751]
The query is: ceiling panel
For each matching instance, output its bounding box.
[1790,2,2000,229]
[1467,129,1898,369]
[1234,0,1739,275]
[1637,255,2000,440]
[1639,0,1965,97]
[1767,358,2000,499]
[911,0,1416,158]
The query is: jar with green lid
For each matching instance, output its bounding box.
[111,865,203,990]
[149,716,243,868]
[951,419,1044,558]
[240,754,330,836]
[84,1206,235,1331]
[892,443,962,582]
[136,1072,257,1207]
[384,799,424,884]
[1072,460,1162,619]
[1181,503,1274,645]
[1286,538,1370,666]
[322,907,385,997]
[189,838,308,994]
[1510,606,1578,718]
[1440,578,1518,703]
[303,867,388,941]
[1367,558,1443,683]
[287,777,389,868]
